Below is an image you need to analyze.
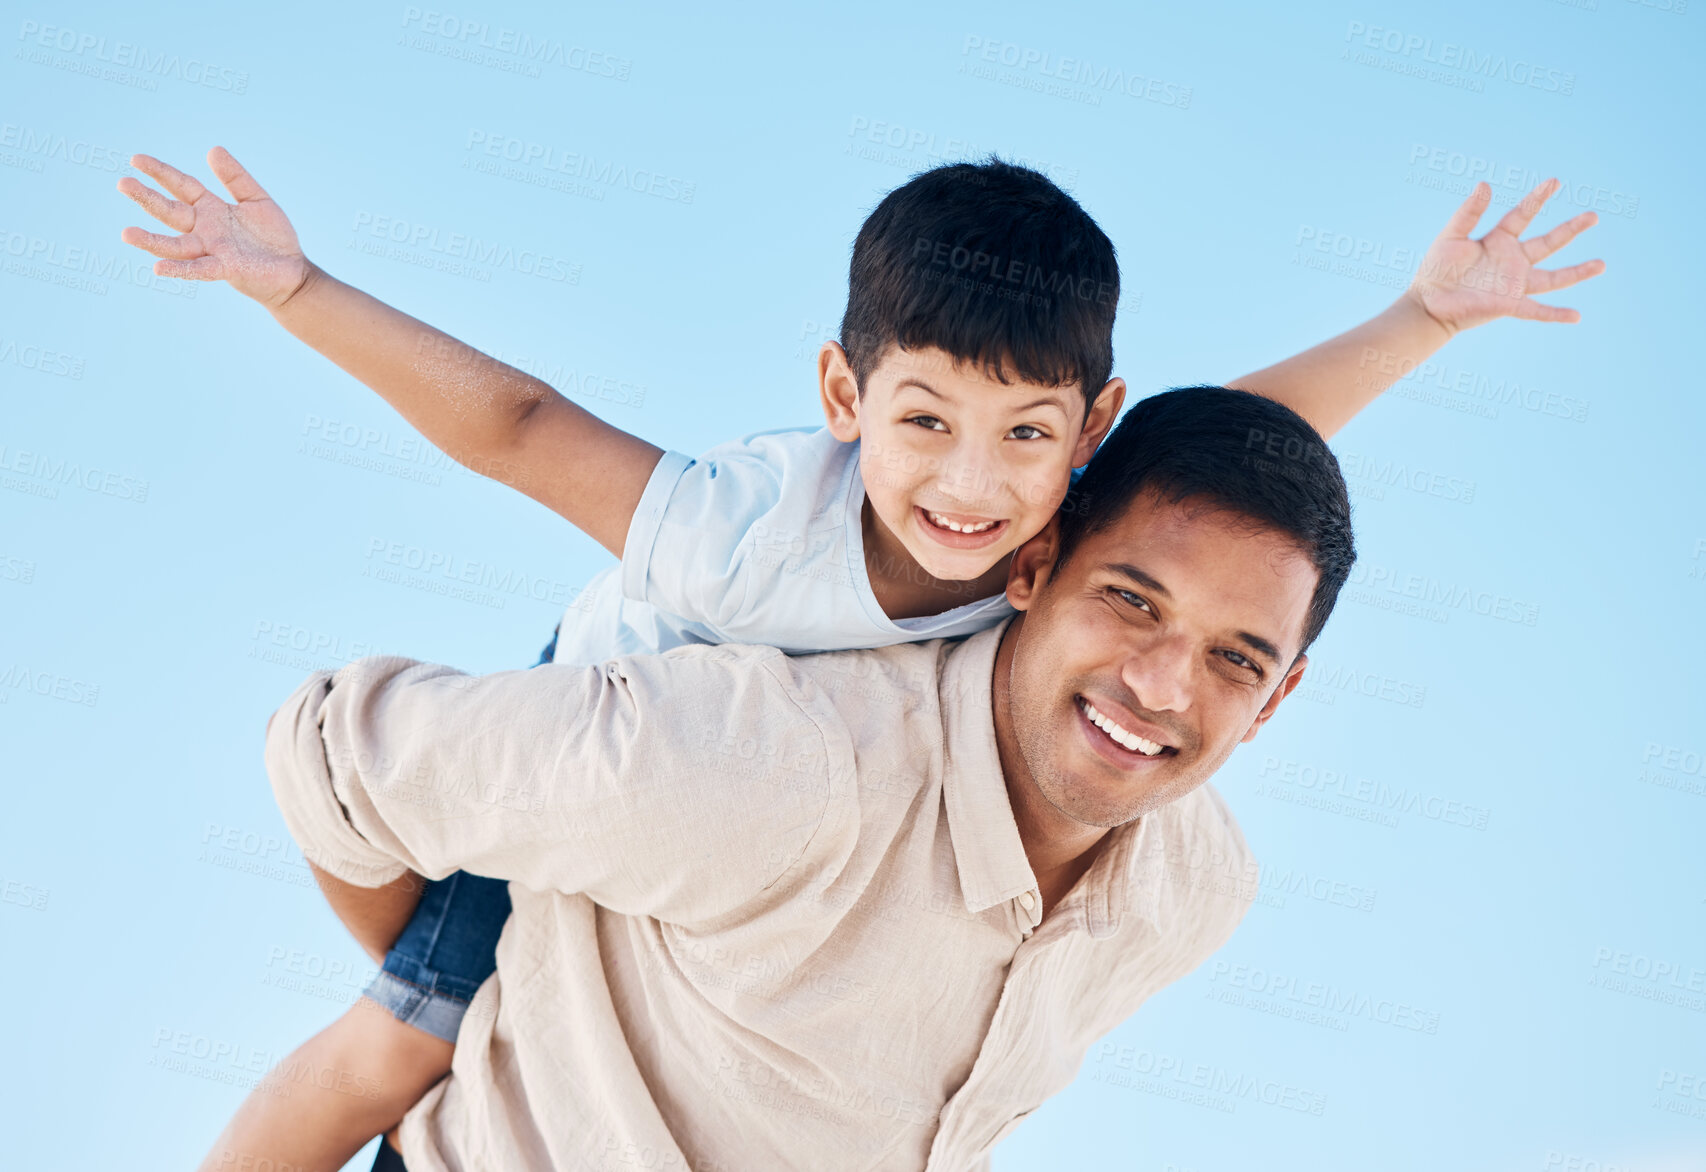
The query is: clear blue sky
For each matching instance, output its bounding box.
[1,1,1701,1169]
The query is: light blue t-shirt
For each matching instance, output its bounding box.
[550,426,1017,666]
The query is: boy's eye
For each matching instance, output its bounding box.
[905,415,947,432]
[1009,424,1047,440]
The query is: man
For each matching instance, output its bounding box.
[259,385,1353,1171]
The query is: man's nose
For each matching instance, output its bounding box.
[1120,632,1193,715]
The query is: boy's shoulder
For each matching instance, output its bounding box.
[655,424,861,538]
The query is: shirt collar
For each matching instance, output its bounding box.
[939,620,1041,916]
[938,618,1164,939]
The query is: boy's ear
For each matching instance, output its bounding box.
[1071,377,1126,468]
[1005,516,1062,612]
[819,342,862,442]
[1240,654,1309,744]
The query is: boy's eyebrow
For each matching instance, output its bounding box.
[896,377,1070,415]
[1103,561,1283,665]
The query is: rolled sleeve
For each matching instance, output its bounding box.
[619,447,693,604]
[265,661,412,888]
[264,645,858,928]
[619,444,788,635]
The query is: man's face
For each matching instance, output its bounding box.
[818,342,1122,583]
[998,491,1318,828]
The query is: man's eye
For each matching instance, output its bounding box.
[1113,588,1152,613]
[906,415,947,432]
[1218,649,1260,673]
[1009,424,1046,440]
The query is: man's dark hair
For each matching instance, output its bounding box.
[1056,386,1356,654]
[839,158,1118,410]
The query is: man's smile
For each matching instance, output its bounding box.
[1074,695,1180,766]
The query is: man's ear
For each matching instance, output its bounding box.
[1005,517,1062,612]
[819,342,862,442]
[1071,377,1126,468]
[1240,653,1308,744]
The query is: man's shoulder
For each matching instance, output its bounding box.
[1139,782,1257,939]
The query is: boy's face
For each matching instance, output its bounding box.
[819,343,1123,583]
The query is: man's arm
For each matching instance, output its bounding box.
[118,147,658,556]
[266,651,854,925]
[1230,179,1605,439]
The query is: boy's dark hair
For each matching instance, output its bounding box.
[1056,386,1356,654]
[839,158,1118,410]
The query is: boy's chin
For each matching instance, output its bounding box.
[899,539,1008,587]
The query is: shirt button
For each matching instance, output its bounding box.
[1018,892,1036,911]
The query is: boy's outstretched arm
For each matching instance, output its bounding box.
[1229,179,1605,439]
[118,147,659,557]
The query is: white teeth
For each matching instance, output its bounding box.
[1080,699,1165,756]
[927,511,997,534]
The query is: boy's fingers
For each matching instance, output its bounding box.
[117,177,195,232]
[1526,258,1606,295]
[1522,210,1598,263]
[1440,182,1492,239]
[1492,178,1559,239]
[152,256,224,281]
[129,152,209,205]
[120,225,204,260]
[207,145,271,203]
[1512,298,1581,324]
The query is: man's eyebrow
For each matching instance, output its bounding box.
[1105,562,1285,665]
[1104,562,1172,599]
[1234,631,1283,666]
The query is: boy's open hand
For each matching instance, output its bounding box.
[1407,178,1605,337]
[118,147,311,309]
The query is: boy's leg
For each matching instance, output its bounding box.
[198,998,450,1172]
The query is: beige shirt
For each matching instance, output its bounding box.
[266,621,1256,1172]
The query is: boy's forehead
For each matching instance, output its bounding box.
[870,344,1081,402]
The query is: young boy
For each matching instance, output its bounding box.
[118,150,1600,1171]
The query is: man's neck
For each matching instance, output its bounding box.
[989,616,1112,917]
[861,497,1012,621]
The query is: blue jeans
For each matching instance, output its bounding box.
[361,625,559,1042]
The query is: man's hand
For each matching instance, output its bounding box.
[1406,178,1606,337]
[118,147,312,309]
